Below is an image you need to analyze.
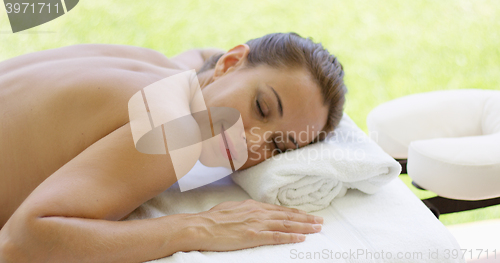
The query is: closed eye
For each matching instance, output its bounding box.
[256,99,265,117]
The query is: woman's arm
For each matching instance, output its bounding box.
[0,122,322,262]
[0,123,190,262]
[170,48,226,72]
[0,213,195,262]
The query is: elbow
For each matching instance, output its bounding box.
[0,213,44,263]
[0,235,27,263]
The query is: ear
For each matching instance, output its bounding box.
[213,44,250,80]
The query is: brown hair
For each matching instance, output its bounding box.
[199,32,347,141]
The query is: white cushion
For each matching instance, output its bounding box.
[367,89,500,200]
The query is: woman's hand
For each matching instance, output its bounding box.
[184,199,323,252]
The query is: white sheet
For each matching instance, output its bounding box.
[125,163,464,263]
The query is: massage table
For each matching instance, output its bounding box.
[125,162,464,263]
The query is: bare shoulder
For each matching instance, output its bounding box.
[60,44,181,68]
[0,44,184,74]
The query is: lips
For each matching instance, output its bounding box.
[220,123,238,161]
[219,134,230,160]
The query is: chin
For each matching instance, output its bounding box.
[236,157,260,171]
[198,139,232,169]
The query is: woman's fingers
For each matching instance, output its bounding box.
[264,219,322,234]
[256,231,307,245]
[263,210,323,224]
[241,199,324,224]
[256,201,308,215]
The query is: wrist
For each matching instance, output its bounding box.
[165,213,206,253]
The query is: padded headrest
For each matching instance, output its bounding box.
[367,89,500,159]
[367,89,500,200]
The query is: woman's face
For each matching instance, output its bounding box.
[199,44,329,170]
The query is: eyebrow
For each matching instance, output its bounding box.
[267,85,283,117]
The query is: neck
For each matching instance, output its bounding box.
[197,69,215,90]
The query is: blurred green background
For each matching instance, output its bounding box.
[1,0,499,225]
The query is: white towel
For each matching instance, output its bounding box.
[230,114,402,212]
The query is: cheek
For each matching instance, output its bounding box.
[231,96,254,123]
[240,153,265,170]
[206,92,253,127]
[238,139,274,170]
[205,78,251,103]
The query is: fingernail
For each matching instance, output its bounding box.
[313,224,322,231]
[298,235,306,241]
[314,216,324,224]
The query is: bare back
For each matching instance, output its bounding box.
[0,44,182,226]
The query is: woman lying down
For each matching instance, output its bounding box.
[0,32,346,262]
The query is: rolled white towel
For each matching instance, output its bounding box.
[230,114,402,212]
